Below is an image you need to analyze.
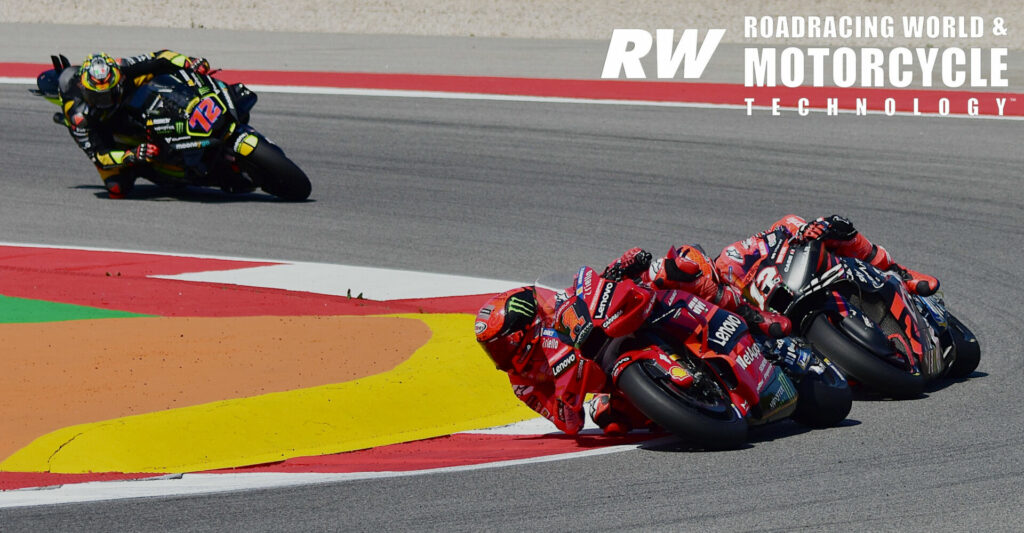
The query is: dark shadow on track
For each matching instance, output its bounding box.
[924,372,988,394]
[638,418,861,453]
[640,438,754,453]
[72,184,314,204]
[747,418,861,445]
[848,372,986,400]
[850,388,930,402]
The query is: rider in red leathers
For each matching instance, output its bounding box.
[475,245,806,437]
[475,216,937,437]
[601,245,793,338]
[589,245,810,432]
[475,287,588,435]
[476,286,653,436]
[714,214,940,298]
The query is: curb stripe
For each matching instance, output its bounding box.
[0,438,663,508]
[5,62,1021,117]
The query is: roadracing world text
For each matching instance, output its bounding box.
[601,15,1016,118]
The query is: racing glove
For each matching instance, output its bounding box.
[798,218,831,241]
[603,247,652,281]
[187,56,211,75]
[762,337,812,378]
[798,215,857,242]
[122,143,159,165]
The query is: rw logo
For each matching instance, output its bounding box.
[601,29,725,79]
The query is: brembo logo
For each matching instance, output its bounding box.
[594,281,616,320]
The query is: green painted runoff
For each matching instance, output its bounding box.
[0,295,151,323]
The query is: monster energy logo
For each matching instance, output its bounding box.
[175,122,185,134]
[507,296,535,316]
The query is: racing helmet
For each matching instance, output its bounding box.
[79,53,123,110]
[475,287,539,371]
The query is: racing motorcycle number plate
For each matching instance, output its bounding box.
[749,266,782,308]
[558,298,593,348]
[187,96,223,136]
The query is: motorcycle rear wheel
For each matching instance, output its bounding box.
[804,314,924,399]
[616,359,748,448]
[242,139,312,201]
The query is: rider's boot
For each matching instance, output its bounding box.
[587,394,629,435]
[100,168,136,199]
[837,234,939,297]
[887,263,940,297]
[868,243,940,296]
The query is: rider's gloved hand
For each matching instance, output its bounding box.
[133,143,159,162]
[124,143,159,165]
[798,215,857,242]
[603,247,652,281]
[763,337,812,377]
[821,215,857,240]
[187,56,211,75]
[798,218,831,241]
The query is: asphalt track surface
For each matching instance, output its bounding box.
[1,79,1023,531]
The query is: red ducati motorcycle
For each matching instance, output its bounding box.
[537,266,851,448]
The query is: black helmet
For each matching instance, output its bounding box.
[79,53,123,109]
[35,70,61,99]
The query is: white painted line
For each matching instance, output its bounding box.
[0,241,527,300]
[243,85,1024,120]
[7,76,1020,119]
[464,415,600,435]
[155,262,527,300]
[0,438,665,508]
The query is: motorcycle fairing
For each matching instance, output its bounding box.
[834,257,944,378]
[543,330,607,416]
[829,295,911,370]
[912,293,971,373]
[657,291,792,419]
[769,242,939,377]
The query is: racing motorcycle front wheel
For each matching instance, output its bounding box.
[616,359,748,449]
[240,137,312,201]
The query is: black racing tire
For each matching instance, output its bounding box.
[616,360,748,448]
[243,139,312,201]
[945,314,981,379]
[791,365,852,428]
[804,314,924,399]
